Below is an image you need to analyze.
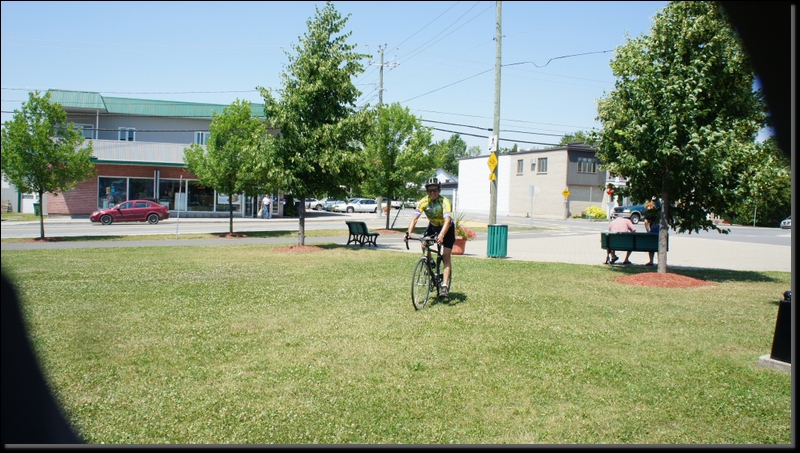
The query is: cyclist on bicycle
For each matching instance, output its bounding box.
[404,177,454,297]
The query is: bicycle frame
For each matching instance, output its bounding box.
[406,235,445,310]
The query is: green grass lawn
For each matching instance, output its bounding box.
[1,243,791,444]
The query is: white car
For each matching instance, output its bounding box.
[780,216,791,229]
[306,198,325,211]
[380,197,403,210]
[336,198,378,213]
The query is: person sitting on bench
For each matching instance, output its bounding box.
[607,215,636,264]
[643,201,660,266]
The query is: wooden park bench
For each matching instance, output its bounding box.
[600,232,667,264]
[345,221,379,247]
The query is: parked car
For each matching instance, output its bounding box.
[336,198,378,213]
[380,197,403,210]
[309,197,336,211]
[305,198,327,211]
[324,199,345,212]
[612,202,660,224]
[780,216,791,229]
[90,199,170,225]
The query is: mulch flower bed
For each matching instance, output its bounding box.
[614,272,714,288]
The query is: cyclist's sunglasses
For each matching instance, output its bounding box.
[426,188,440,193]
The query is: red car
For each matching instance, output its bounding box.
[90,199,170,225]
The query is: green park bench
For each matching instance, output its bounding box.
[600,232,667,264]
[345,221,379,247]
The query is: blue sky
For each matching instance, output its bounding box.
[1,1,671,153]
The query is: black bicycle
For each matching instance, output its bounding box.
[405,235,452,310]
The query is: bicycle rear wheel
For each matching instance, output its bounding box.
[411,258,432,310]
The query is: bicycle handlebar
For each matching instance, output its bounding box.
[404,234,438,250]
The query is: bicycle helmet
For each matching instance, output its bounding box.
[425,177,441,190]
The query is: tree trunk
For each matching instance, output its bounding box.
[229,202,234,234]
[38,189,45,239]
[658,191,669,274]
[385,194,391,230]
[298,197,306,246]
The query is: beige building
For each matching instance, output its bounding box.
[456,143,619,219]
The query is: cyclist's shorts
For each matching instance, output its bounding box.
[424,221,456,249]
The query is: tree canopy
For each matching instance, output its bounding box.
[559,130,595,146]
[257,1,370,245]
[429,134,468,175]
[465,145,482,158]
[723,136,791,227]
[361,103,433,229]
[1,91,95,238]
[184,99,268,234]
[594,1,769,273]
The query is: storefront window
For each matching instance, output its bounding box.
[187,180,214,211]
[129,178,154,200]
[158,179,182,210]
[98,177,127,209]
[216,193,242,213]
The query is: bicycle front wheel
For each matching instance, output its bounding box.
[411,258,432,310]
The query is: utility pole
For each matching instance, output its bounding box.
[489,1,502,225]
[371,45,398,223]
[379,45,385,105]
[372,44,397,106]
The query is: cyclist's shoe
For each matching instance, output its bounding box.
[440,285,449,298]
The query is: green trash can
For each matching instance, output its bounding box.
[33,203,41,216]
[487,224,508,258]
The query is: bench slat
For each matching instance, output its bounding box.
[600,232,666,252]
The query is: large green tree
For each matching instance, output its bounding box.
[361,103,433,229]
[257,1,370,245]
[184,100,268,234]
[1,91,95,239]
[429,134,468,175]
[465,145,482,158]
[723,136,791,227]
[594,1,768,273]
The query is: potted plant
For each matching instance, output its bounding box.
[452,212,476,255]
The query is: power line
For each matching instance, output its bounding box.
[504,49,614,69]
[387,2,463,53]
[414,109,594,131]
[399,49,615,104]
[396,2,492,66]
[401,68,493,103]
[429,126,558,147]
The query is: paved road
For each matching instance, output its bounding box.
[2,212,792,273]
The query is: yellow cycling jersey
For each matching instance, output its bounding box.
[415,196,452,227]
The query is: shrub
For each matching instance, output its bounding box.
[583,206,607,219]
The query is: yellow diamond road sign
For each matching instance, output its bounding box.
[487,152,498,172]
[562,189,570,198]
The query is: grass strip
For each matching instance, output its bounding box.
[1,245,791,444]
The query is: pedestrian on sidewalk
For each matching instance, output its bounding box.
[261,195,271,219]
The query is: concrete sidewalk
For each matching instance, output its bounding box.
[3,215,791,273]
[373,230,791,273]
